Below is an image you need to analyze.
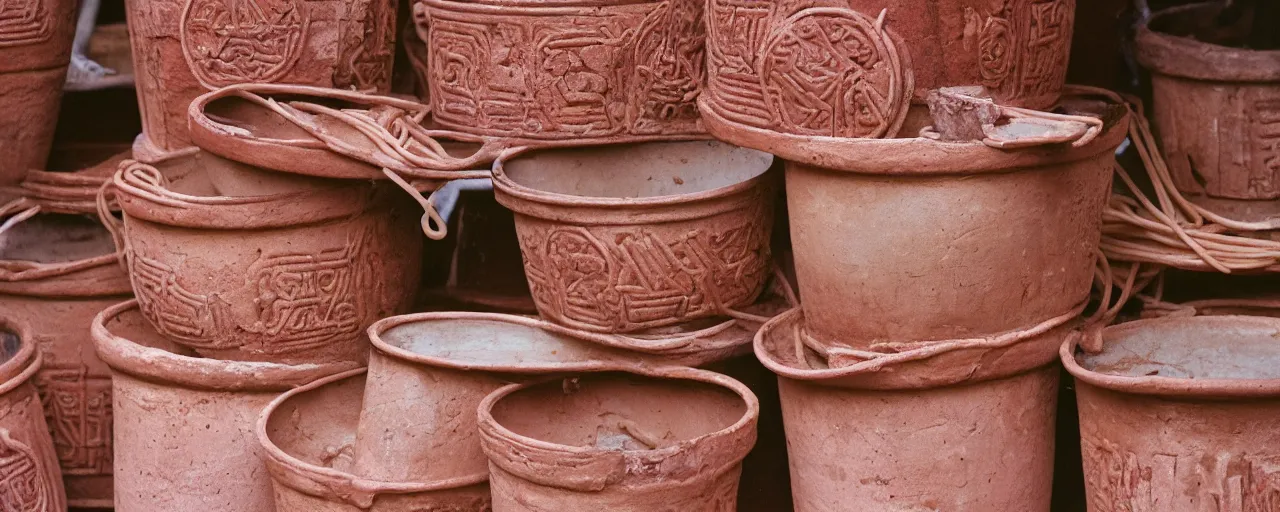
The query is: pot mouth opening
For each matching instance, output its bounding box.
[499,141,772,202]
[138,150,348,200]
[0,329,19,367]
[1080,316,1280,381]
[0,213,115,264]
[1147,2,1280,52]
[488,371,748,452]
[376,316,629,371]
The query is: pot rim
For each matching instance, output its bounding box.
[255,368,491,498]
[698,92,1129,175]
[476,366,759,487]
[0,213,130,295]
[1135,2,1280,83]
[423,0,665,14]
[92,300,360,392]
[491,142,774,213]
[0,315,39,396]
[1061,315,1280,399]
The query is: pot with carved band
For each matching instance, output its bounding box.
[478,367,758,511]
[0,0,77,185]
[0,159,134,508]
[258,368,492,512]
[1136,2,1280,224]
[0,317,68,511]
[755,307,1067,511]
[709,90,1126,355]
[92,300,359,512]
[417,0,708,146]
[492,140,777,334]
[1062,315,1280,512]
[99,151,422,364]
[123,0,399,162]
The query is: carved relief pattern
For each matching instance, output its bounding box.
[1082,436,1280,512]
[34,349,111,476]
[966,0,1072,104]
[518,208,770,332]
[705,0,774,125]
[335,0,396,90]
[130,230,374,355]
[180,0,310,88]
[425,0,706,140]
[0,0,53,47]
[1249,99,1280,197]
[0,392,53,512]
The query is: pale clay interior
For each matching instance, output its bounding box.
[503,141,772,199]
[156,151,348,198]
[0,213,116,263]
[266,373,364,476]
[381,319,624,368]
[490,374,744,451]
[1081,319,1280,380]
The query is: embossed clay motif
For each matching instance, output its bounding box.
[124,0,398,161]
[0,0,77,185]
[101,151,422,364]
[1065,315,1280,512]
[493,141,776,333]
[0,322,68,512]
[1137,3,1280,221]
[478,368,758,511]
[418,0,708,144]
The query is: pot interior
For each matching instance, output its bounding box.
[380,318,630,369]
[265,373,364,475]
[1081,317,1280,380]
[0,328,18,366]
[1147,2,1264,50]
[150,150,352,198]
[102,306,200,357]
[0,213,115,264]
[490,372,745,451]
[502,141,771,200]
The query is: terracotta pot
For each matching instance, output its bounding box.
[0,318,68,511]
[0,0,78,185]
[417,0,707,145]
[493,141,777,334]
[258,369,492,512]
[1062,315,1280,511]
[716,94,1126,353]
[102,152,422,364]
[92,300,359,512]
[0,207,132,508]
[355,310,767,486]
[756,308,1061,511]
[478,368,759,511]
[124,0,399,162]
[1136,3,1280,221]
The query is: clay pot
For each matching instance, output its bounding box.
[101,151,422,364]
[478,368,759,511]
[1062,315,1280,511]
[416,0,707,145]
[755,308,1061,511]
[0,208,132,508]
[493,141,777,334]
[0,318,68,511]
[93,300,359,512]
[0,0,78,185]
[715,94,1126,353]
[355,310,765,486]
[124,0,399,162]
[1136,3,1280,221]
[258,369,492,512]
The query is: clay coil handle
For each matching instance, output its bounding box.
[94,179,128,271]
[921,86,1104,149]
[0,197,40,237]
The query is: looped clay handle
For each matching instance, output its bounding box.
[95,179,129,271]
[923,86,1103,149]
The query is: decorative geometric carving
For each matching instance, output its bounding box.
[1082,436,1280,512]
[0,428,51,512]
[965,0,1072,106]
[1250,99,1280,197]
[335,0,396,90]
[0,0,53,47]
[34,358,111,477]
[180,0,310,88]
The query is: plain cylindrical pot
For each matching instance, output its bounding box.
[0,318,68,511]
[0,211,132,508]
[493,141,777,333]
[123,0,399,161]
[258,369,492,512]
[755,308,1061,511]
[93,300,359,512]
[478,368,759,511]
[1063,315,1280,511]
[741,98,1126,352]
[355,311,759,485]
[106,151,422,364]
[0,0,77,184]
[418,0,707,144]
[1136,3,1280,220]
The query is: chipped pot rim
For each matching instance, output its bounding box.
[1135,2,1280,83]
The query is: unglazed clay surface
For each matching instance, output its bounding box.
[418,0,707,143]
[0,0,77,184]
[124,0,398,160]
[0,327,68,512]
[493,141,776,333]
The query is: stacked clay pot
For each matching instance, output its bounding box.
[0,315,68,510]
[0,0,77,184]
[124,0,399,162]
